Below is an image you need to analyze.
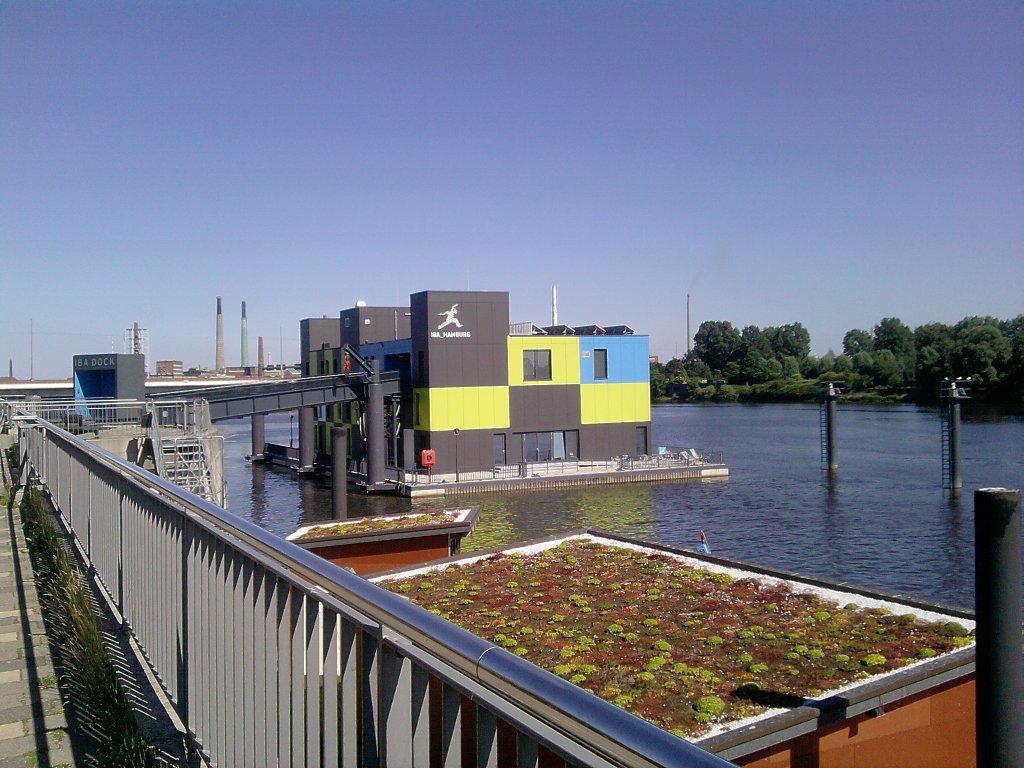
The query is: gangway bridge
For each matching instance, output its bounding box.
[149,345,401,422]
[150,346,404,489]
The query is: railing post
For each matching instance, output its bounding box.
[974,487,1022,768]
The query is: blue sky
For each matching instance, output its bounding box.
[3,2,1021,379]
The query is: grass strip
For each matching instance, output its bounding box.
[21,488,153,767]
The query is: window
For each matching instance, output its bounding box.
[523,349,552,381]
[519,430,578,462]
[594,348,608,380]
[636,426,648,456]
[493,434,506,466]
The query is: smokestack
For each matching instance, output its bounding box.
[241,300,249,368]
[686,293,692,355]
[258,335,265,377]
[215,296,225,373]
[552,285,558,327]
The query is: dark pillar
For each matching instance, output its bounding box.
[366,360,386,486]
[250,413,265,460]
[403,428,415,470]
[949,398,962,490]
[822,382,839,471]
[331,425,348,520]
[298,406,315,472]
[826,395,838,471]
[974,487,1022,768]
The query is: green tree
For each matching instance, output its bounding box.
[692,321,743,374]
[951,323,1011,389]
[664,358,688,381]
[914,322,954,394]
[781,355,802,378]
[843,329,872,357]
[650,362,668,400]
[873,317,916,385]
[766,323,811,361]
[871,349,903,388]
[740,351,782,384]
[741,325,772,356]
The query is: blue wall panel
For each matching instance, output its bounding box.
[579,336,649,384]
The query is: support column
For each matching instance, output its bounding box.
[403,428,415,471]
[974,487,1022,768]
[298,407,315,473]
[821,381,840,472]
[250,413,265,461]
[948,397,962,490]
[332,426,348,520]
[366,360,386,487]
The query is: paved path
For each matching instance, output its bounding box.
[0,434,87,767]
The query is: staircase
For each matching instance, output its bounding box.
[159,435,225,507]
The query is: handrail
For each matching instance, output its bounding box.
[14,410,734,767]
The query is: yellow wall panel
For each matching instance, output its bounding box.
[507,337,580,386]
[416,386,510,431]
[580,383,651,424]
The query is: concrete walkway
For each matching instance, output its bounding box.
[0,435,87,767]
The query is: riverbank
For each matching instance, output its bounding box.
[656,380,1024,407]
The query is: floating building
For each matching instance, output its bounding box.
[301,290,652,478]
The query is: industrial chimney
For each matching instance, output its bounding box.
[552,285,558,327]
[241,300,249,369]
[257,335,265,377]
[686,293,692,355]
[215,296,225,373]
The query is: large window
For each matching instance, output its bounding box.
[523,349,552,381]
[520,430,578,462]
[493,433,506,466]
[594,348,608,380]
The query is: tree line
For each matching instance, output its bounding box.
[650,315,1024,403]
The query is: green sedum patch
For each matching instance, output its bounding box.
[380,539,973,738]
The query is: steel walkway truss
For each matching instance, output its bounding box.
[151,370,401,422]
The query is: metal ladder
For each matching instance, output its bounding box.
[940,404,952,489]
[818,399,829,468]
[160,436,223,506]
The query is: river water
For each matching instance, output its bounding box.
[219,403,1023,610]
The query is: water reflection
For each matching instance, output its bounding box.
[216,406,1023,609]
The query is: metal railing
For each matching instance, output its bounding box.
[15,415,733,768]
[7,398,210,436]
[400,448,725,485]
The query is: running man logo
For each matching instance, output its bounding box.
[432,304,472,339]
[437,304,463,330]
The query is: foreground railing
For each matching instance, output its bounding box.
[16,417,733,768]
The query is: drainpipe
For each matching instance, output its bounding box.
[332,425,348,520]
[298,407,315,472]
[366,359,386,486]
[974,487,1022,768]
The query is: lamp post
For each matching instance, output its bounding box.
[453,428,460,483]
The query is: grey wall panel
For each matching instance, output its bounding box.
[422,428,501,474]
[508,386,582,433]
[412,291,509,389]
[578,423,643,460]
